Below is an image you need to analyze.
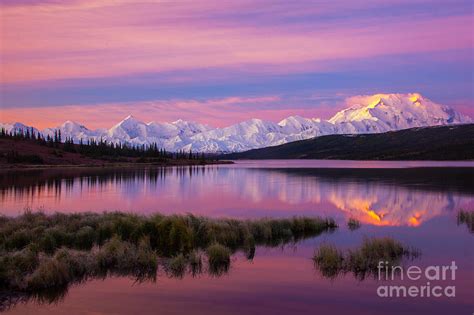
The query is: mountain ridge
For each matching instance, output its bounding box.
[1,93,471,152]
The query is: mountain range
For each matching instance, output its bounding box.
[1,93,472,153]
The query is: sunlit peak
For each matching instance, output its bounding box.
[367,98,383,109]
[409,93,423,105]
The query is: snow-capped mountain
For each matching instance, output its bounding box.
[329,93,470,134]
[0,122,41,135]
[43,120,100,142]
[1,93,471,152]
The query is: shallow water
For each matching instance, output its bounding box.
[1,160,473,314]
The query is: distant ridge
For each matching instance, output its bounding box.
[1,93,471,153]
[222,124,474,160]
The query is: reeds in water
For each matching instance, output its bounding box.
[313,237,420,280]
[0,211,337,295]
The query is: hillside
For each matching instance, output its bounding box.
[223,124,474,160]
[0,137,228,168]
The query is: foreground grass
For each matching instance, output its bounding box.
[0,211,336,255]
[457,210,474,233]
[313,237,420,280]
[0,211,337,297]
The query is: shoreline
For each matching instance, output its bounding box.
[0,160,234,171]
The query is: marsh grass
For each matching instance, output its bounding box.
[166,254,187,278]
[188,251,203,276]
[0,211,336,255]
[313,237,420,280]
[206,243,231,276]
[313,244,344,279]
[457,210,474,233]
[347,218,361,231]
[0,211,336,296]
[163,251,205,278]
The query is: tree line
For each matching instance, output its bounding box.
[0,127,211,161]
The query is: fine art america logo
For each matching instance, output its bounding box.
[377,261,457,298]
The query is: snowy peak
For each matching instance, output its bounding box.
[114,115,145,129]
[106,116,214,145]
[1,93,471,152]
[233,118,279,133]
[120,115,140,123]
[279,115,318,133]
[109,115,149,139]
[61,121,89,133]
[329,93,471,133]
[0,122,41,135]
[169,119,212,136]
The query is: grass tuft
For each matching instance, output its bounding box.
[206,243,231,276]
[188,251,203,277]
[313,237,420,280]
[313,244,344,279]
[167,254,187,278]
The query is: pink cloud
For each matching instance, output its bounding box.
[0,95,337,129]
[1,1,472,83]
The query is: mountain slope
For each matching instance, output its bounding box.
[1,93,472,152]
[223,124,474,160]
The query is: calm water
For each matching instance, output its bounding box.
[1,160,473,314]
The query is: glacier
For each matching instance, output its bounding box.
[1,93,472,153]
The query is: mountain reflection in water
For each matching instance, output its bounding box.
[1,165,473,227]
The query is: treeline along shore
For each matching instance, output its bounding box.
[0,128,231,168]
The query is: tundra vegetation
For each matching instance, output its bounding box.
[0,210,337,308]
[313,237,420,280]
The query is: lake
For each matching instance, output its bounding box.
[1,160,473,314]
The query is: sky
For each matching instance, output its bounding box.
[0,0,473,129]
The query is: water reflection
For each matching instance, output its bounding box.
[1,166,473,227]
[0,243,315,312]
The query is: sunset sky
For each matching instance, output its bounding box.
[1,0,473,129]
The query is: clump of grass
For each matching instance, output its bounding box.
[457,210,474,233]
[167,254,187,278]
[206,243,231,276]
[163,250,203,278]
[347,237,417,277]
[313,237,420,280]
[313,244,344,279]
[53,248,95,281]
[96,237,157,280]
[25,256,70,290]
[155,216,194,256]
[0,247,39,289]
[131,237,159,280]
[347,218,361,231]
[188,250,202,276]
